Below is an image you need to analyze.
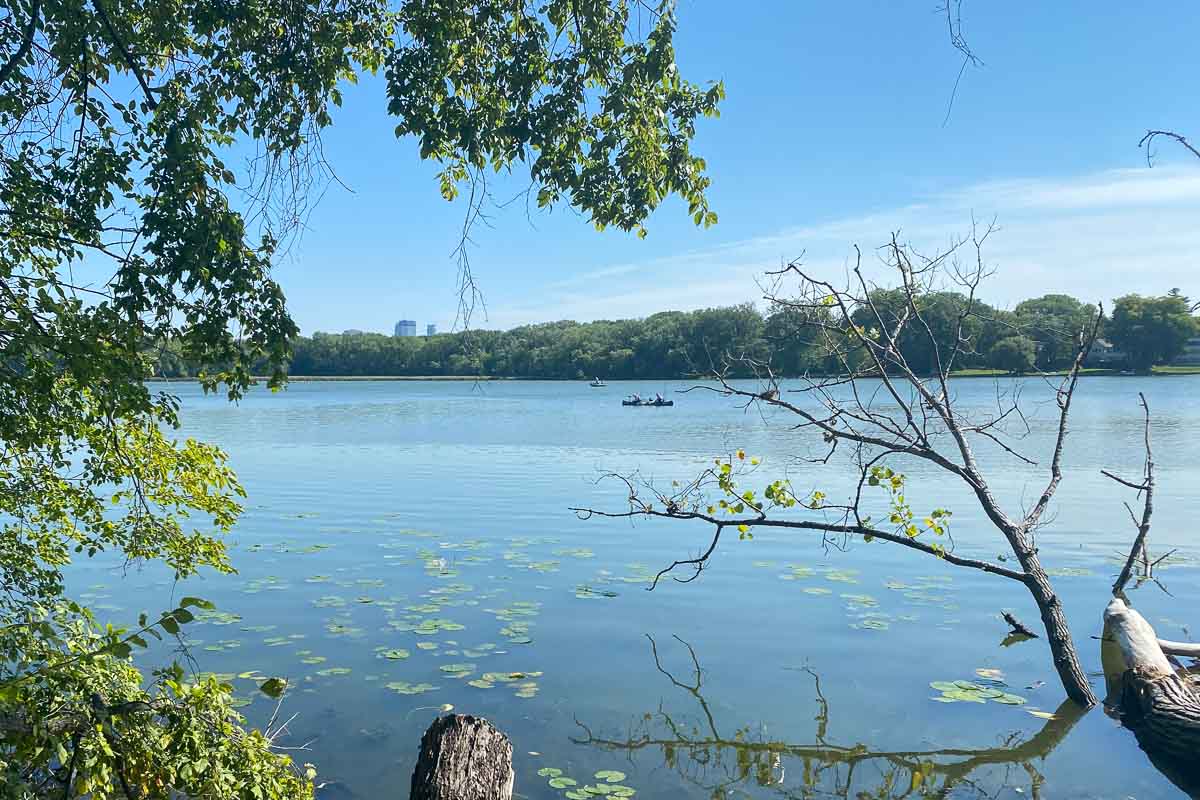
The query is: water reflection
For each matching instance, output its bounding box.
[573,635,1088,799]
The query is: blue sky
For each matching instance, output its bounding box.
[270,2,1200,335]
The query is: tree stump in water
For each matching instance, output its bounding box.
[1103,599,1200,775]
[410,714,514,800]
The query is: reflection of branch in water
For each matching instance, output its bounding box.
[572,635,1087,799]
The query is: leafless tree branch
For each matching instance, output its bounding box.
[1109,393,1154,597]
[1140,129,1200,165]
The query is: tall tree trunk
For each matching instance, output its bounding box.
[1020,553,1098,706]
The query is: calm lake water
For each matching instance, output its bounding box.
[69,377,1200,798]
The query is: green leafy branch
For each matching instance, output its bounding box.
[573,453,1020,589]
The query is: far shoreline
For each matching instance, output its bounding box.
[150,366,1200,383]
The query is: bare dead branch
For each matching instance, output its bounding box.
[576,231,1105,706]
[1021,306,1102,533]
[1139,129,1200,165]
[1111,393,1155,596]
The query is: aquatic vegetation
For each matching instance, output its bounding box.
[316,667,352,676]
[575,585,619,599]
[930,680,1026,706]
[385,681,439,695]
[439,662,476,677]
[196,609,242,626]
[553,546,595,559]
[851,617,890,631]
[378,648,411,660]
[325,621,365,637]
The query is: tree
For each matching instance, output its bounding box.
[989,335,1036,374]
[575,227,1103,706]
[0,0,721,795]
[1108,293,1198,372]
[1013,294,1098,370]
[849,289,986,375]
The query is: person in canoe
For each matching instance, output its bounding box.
[655,393,664,405]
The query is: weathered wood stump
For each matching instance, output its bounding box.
[410,714,514,800]
[1103,598,1200,779]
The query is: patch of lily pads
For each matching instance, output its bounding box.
[930,679,1026,706]
[538,767,635,798]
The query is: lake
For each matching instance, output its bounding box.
[68,376,1200,799]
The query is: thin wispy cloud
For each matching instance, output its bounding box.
[487,165,1200,327]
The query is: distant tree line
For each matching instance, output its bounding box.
[154,291,1198,380]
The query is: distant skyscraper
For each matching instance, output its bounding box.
[394,319,416,337]
[426,323,437,336]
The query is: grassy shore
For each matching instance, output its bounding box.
[950,365,1200,378]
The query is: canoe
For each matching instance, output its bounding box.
[622,400,673,407]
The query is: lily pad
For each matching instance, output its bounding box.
[379,649,411,660]
[595,770,626,783]
[385,681,438,695]
[993,693,1027,705]
[549,777,578,789]
[537,768,563,778]
[316,667,351,676]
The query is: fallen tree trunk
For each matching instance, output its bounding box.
[1103,598,1200,770]
[1158,639,1200,659]
[410,714,514,800]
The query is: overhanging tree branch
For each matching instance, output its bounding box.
[91,0,157,110]
[0,0,40,86]
[1140,129,1200,165]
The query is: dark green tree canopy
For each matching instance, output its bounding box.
[989,334,1036,375]
[1013,294,1098,370]
[1108,293,1198,372]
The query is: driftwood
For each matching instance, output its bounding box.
[1103,598,1200,773]
[410,714,514,800]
